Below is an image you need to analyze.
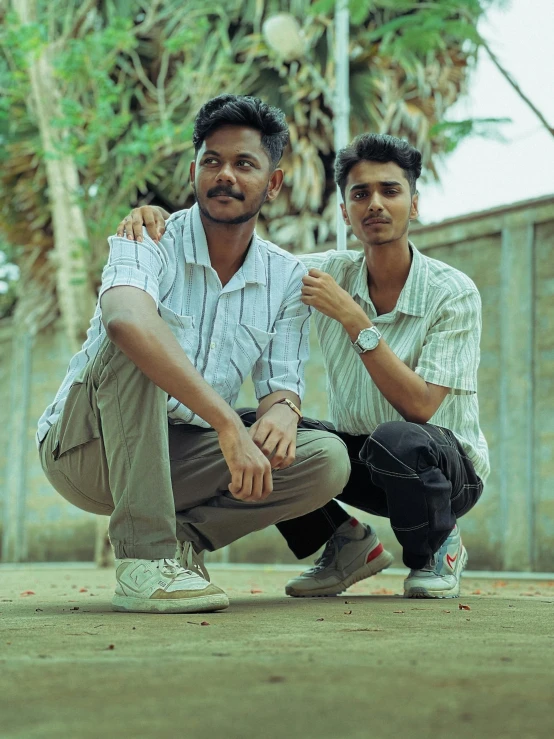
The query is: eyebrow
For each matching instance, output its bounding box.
[202,149,262,163]
[349,180,403,192]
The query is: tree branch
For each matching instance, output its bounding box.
[481,38,554,139]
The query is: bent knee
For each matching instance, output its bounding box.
[303,433,351,497]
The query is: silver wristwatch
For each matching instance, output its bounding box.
[351,326,382,354]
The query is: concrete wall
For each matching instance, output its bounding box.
[1,195,553,569]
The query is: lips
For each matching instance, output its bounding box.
[364,218,390,225]
[208,189,243,201]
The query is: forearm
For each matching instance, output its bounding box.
[105,312,240,433]
[342,306,442,423]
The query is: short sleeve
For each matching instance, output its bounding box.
[99,229,169,307]
[297,250,335,272]
[415,289,482,394]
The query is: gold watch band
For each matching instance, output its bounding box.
[274,397,303,422]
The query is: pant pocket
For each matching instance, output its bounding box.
[53,381,100,460]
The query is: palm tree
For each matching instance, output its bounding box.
[0,0,493,340]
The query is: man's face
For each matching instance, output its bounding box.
[341,160,418,247]
[190,125,282,225]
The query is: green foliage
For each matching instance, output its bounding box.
[0,0,503,318]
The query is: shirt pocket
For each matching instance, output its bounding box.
[158,304,195,350]
[226,323,276,387]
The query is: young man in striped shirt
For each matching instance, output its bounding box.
[126,133,489,600]
[37,95,350,614]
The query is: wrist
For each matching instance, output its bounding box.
[342,306,373,342]
[269,397,302,424]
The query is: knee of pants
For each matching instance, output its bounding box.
[363,421,425,470]
[306,435,351,504]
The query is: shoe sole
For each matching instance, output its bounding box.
[111,592,230,613]
[285,549,394,598]
[404,546,468,599]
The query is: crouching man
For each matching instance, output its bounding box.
[36,94,350,614]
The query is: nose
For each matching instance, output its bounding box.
[216,162,237,184]
[367,192,383,212]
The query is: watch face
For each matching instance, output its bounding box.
[358,328,380,351]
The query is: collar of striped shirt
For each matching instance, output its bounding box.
[352,243,429,318]
[176,203,268,286]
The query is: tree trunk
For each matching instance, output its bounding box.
[13,0,95,351]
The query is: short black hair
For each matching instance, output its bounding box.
[193,94,289,169]
[335,133,422,197]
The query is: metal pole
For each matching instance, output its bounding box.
[334,0,350,250]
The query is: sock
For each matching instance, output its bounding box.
[336,517,366,540]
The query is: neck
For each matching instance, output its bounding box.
[363,234,412,292]
[200,212,257,282]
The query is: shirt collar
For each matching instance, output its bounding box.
[185,203,267,286]
[396,244,428,317]
[353,242,428,318]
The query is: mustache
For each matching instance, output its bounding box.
[207,186,245,201]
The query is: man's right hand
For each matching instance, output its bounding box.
[217,423,273,502]
[116,206,169,243]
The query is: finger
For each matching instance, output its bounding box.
[123,216,134,240]
[259,430,280,460]
[259,463,274,500]
[235,468,253,500]
[248,469,264,501]
[143,213,160,242]
[116,220,126,237]
[302,274,320,286]
[279,440,297,470]
[269,437,289,470]
[308,268,324,277]
[155,213,166,240]
[228,468,243,497]
[130,211,144,242]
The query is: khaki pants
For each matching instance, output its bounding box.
[39,339,350,560]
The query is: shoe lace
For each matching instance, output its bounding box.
[306,535,347,574]
[180,542,210,581]
[158,558,183,577]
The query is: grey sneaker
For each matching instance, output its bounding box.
[285,524,393,597]
[111,557,229,613]
[404,525,468,599]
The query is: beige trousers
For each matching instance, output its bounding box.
[39,339,350,560]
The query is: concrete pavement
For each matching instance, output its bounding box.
[1,565,553,739]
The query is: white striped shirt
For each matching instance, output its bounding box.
[37,204,310,445]
[298,246,490,482]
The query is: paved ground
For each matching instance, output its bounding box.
[1,565,553,739]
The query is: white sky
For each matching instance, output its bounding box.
[418,0,554,224]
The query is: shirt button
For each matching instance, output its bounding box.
[210,342,216,349]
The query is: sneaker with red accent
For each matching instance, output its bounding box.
[284,521,393,597]
[403,525,468,599]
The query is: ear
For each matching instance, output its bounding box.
[340,202,351,226]
[189,160,196,186]
[409,193,419,220]
[265,168,284,202]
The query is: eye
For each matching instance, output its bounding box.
[237,160,254,168]
[203,157,218,165]
[384,189,399,195]
[353,192,366,199]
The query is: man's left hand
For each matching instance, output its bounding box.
[248,403,299,470]
[301,269,358,322]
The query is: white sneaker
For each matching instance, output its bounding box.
[285,522,393,597]
[404,526,468,599]
[112,557,229,613]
